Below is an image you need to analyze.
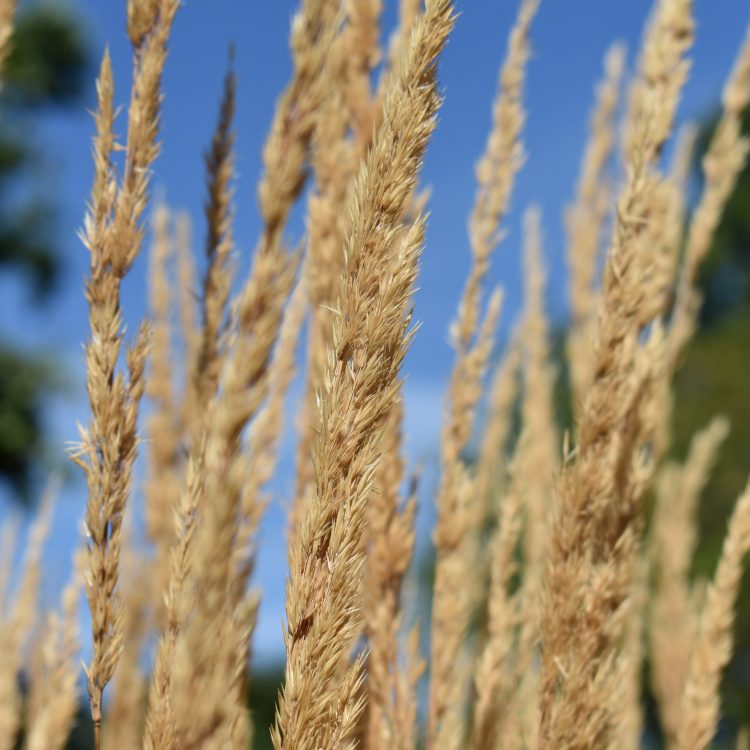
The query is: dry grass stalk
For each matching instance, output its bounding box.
[151,170,297,748]
[344,0,382,154]
[147,4,342,745]
[384,0,423,82]
[231,270,308,604]
[103,554,150,750]
[174,212,200,419]
[476,208,557,750]
[610,558,648,750]
[429,3,537,746]
[72,3,179,742]
[24,555,81,750]
[0,485,54,750]
[192,62,237,419]
[273,2,455,747]
[291,27,355,542]
[565,42,626,412]
[517,206,558,576]
[145,2,339,741]
[670,24,750,359]
[474,336,521,515]
[471,450,522,750]
[676,479,750,750]
[494,208,558,750]
[144,203,183,624]
[650,416,729,743]
[538,1,694,746]
[365,398,420,750]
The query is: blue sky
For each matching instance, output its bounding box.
[1,0,748,665]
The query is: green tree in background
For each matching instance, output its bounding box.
[0,3,88,501]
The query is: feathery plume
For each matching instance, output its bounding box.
[24,557,82,750]
[365,399,419,750]
[676,479,750,750]
[146,4,338,746]
[670,24,750,359]
[73,4,180,742]
[0,482,55,750]
[144,202,182,624]
[538,1,694,746]
[650,416,729,743]
[429,3,537,746]
[566,42,626,411]
[193,60,237,418]
[273,2,455,746]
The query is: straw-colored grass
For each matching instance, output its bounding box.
[2,1,750,749]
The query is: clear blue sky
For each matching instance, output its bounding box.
[1,0,748,664]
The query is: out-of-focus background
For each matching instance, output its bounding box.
[1,0,749,747]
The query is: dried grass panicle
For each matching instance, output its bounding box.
[517,206,558,572]
[474,335,521,515]
[144,203,183,623]
[194,61,237,417]
[174,212,200,413]
[670,23,750,360]
[566,42,625,410]
[676,480,750,750]
[231,272,308,605]
[104,555,150,750]
[473,207,556,750]
[429,2,537,746]
[365,399,419,750]
[291,25,355,542]
[24,557,82,750]
[650,417,729,743]
[538,1,694,747]
[73,3,179,741]
[0,486,54,750]
[147,3,342,746]
[344,0,382,152]
[273,2,455,747]
[471,450,522,750]
[12,2,750,749]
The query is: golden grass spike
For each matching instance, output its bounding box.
[474,335,522,519]
[291,25,354,544]
[193,61,237,418]
[273,2,455,746]
[538,1,694,746]
[231,269,308,604]
[670,23,750,360]
[365,398,419,750]
[0,481,55,750]
[471,454,522,750]
[174,211,199,424]
[566,42,625,412]
[344,0,382,154]
[24,554,82,750]
[74,3,180,743]
[676,480,750,750]
[651,417,730,744]
[518,206,558,575]
[144,203,182,626]
[103,553,150,750]
[147,3,339,746]
[429,3,537,746]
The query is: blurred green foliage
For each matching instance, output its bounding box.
[0,3,89,502]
